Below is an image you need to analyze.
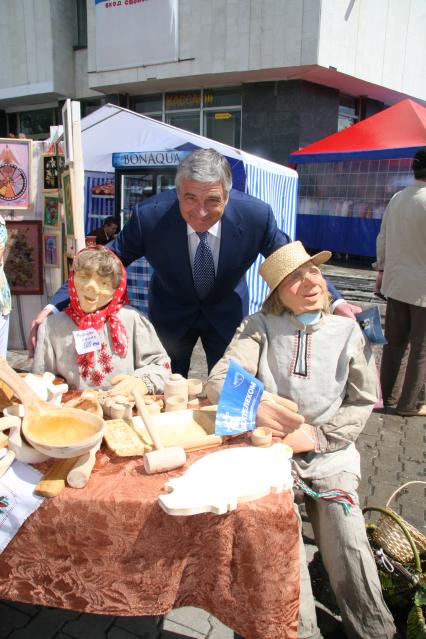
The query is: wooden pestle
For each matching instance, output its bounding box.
[67,442,101,489]
[132,389,186,475]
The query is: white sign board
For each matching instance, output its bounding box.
[94,0,178,72]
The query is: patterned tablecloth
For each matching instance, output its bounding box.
[0,444,300,639]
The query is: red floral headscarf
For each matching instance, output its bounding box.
[65,246,130,386]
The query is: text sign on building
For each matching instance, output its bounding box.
[94,0,178,72]
[112,150,190,168]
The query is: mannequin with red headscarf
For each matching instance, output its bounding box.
[33,246,171,393]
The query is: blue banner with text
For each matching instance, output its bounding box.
[215,360,264,436]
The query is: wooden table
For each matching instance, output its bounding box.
[0,444,300,639]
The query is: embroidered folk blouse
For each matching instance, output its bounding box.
[33,306,171,392]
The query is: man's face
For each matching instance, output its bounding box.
[105,222,118,235]
[177,178,228,232]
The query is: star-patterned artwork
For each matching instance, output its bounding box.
[0,138,31,210]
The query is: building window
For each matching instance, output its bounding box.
[17,108,58,140]
[131,87,242,148]
[204,111,241,147]
[338,95,359,131]
[131,94,163,120]
[204,87,242,108]
[75,0,87,49]
[80,98,105,118]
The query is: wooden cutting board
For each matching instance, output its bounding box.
[132,407,222,452]
[104,419,146,457]
[159,443,294,516]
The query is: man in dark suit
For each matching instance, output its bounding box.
[29,149,359,376]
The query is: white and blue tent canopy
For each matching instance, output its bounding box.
[81,104,298,313]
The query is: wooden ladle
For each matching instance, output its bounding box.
[0,355,104,459]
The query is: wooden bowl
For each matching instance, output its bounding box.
[22,407,105,459]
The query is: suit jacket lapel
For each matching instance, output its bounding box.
[217,200,243,281]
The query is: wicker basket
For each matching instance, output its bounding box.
[365,481,426,564]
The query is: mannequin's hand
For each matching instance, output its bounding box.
[28,307,53,357]
[256,393,304,436]
[282,423,316,453]
[333,302,362,321]
[109,375,148,398]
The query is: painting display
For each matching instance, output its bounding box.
[42,153,65,191]
[4,221,43,294]
[42,193,60,229]
[43,232,60,267]
[61,171,74,236]
[0,138,31,210]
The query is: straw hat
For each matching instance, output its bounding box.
[259,241,331,303]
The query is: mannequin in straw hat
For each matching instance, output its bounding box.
[207,241,397,639]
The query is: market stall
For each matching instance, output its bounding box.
[289,99,426,257]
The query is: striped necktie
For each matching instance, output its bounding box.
[193,231,216,299]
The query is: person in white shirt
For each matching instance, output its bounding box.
[374,147,426,417]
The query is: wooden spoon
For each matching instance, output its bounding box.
[0,355,104,458]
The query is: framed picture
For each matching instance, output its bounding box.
[4,220,43,294]
[57,152,65,189]
[42,153,61,191]
[61,170,74,237]
[0,137,31,210]
[43,232,60,268]
[42,193,60,229]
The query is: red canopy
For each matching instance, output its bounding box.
[289,99,426,161]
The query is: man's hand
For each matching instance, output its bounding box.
[374,271,383,295]
[256,392,304,436]
[333,302,362,321]
[109,375,148,399]
[28,308,53,357]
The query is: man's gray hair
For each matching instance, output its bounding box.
[175,148,233,194]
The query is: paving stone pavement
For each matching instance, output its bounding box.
[1,263,425,638]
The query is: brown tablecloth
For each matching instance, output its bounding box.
[0,446,300,639]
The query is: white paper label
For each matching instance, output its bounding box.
[73,328,102,355]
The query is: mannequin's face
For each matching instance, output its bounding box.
[74,269,116,313]
[278,261,327,315]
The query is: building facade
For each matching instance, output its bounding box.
[1,0,425,163]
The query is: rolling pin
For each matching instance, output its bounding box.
[132,389,186,474]
[35,458,78,497]
[67,442,101,489]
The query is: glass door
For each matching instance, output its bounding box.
[119,172,155,225]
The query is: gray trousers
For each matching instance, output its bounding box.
[296,471,398,639]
